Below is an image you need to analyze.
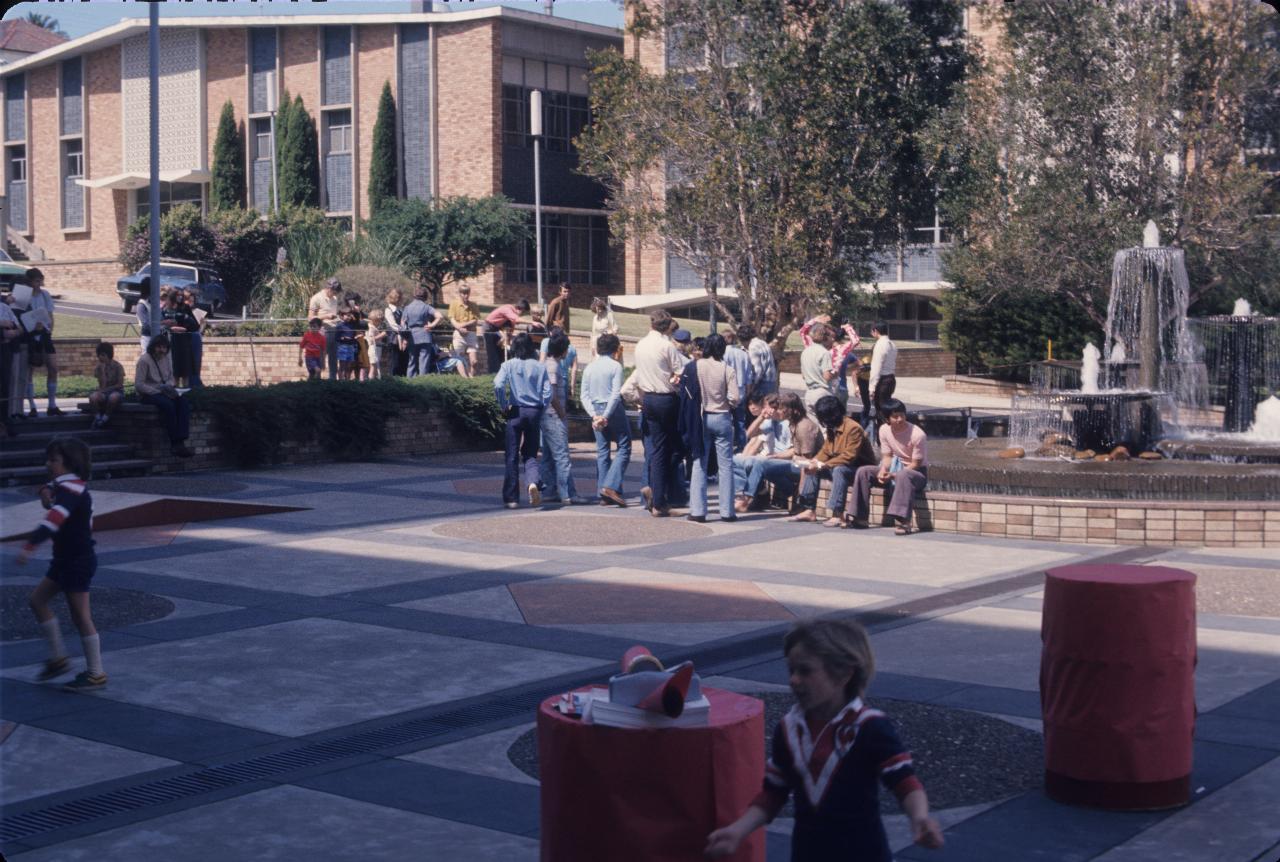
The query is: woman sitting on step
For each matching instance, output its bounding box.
[133,335,194,458]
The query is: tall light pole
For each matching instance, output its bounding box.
[266,71,280,214]
[147,2,161,337]
[530,89,544,310]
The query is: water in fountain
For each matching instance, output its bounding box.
[1187,301,1280,433]
[1249,396,1280,441]
[1080,343,1101,394]
[1233,298,1253,317]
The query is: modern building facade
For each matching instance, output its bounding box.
[0,7,622,304]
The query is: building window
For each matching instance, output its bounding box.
[508,212,610,286]
[135,181,205,223]
[501,58,591,154]
[253,118,272,161]
[64,139,83,178]
[326,110,352,154]
[9,145,25,182]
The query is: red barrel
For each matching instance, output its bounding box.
[1040,564,1196,810]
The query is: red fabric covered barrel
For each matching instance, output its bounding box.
[1040,564,1196,810]
[538,687,765,861]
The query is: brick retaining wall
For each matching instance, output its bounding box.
[43,259,129,301]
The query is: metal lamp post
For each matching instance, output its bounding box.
[530,89,544,310]
[147,2,161,336]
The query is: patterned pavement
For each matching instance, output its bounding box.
[1,443,1277,861]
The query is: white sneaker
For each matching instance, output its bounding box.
[528,483,541,507]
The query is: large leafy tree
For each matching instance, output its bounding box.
[210,101,246,211]
[365,196,528,304]
[278,95,320,208]
[577,0,970,340]
[935,0,1280,370]
[368,81,399,217]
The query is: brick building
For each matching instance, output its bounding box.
[0,7,622,305]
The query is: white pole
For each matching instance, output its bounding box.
[148,3,161,337]
[266,72,280,213]
[531,89,544,311]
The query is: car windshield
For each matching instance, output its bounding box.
[141,264,197,280]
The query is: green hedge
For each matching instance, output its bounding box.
[188,375,503,468]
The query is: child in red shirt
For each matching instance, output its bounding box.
[299,318,327,381]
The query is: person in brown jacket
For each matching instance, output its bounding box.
[788,395,877,525]
[545,283,571,333]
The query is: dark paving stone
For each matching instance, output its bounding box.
[1212,678,1280,722]
[871,672,975,704]
[1195,713,1280,752]
[1,584,175,641]
[33,699,289,761]
[767,829,793,861]
[250,595,372,617]
[327,570,543,605]
[90,476,250,496]
[480,621,679,661]
[297,759,541,836]
[1188,739,1278,796]
[933,684,1043,720]
[0,677,99,723]
[94,568,289,607]
[328,606,505,638]
[125,607,305,642]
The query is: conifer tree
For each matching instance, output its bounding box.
[210,100,246,210]
[278,95,320,208]
[368,81,399,217]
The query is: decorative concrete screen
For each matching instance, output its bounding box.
[5,74,24,142]
[322,26,352,106]
[121,30,203,174]
[399,23,431,201]
[250,28,276,115]
[60,58,83,136]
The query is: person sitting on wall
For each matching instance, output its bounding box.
[789,395,877,526]
[133,335,194,458]
[850,398,928,535]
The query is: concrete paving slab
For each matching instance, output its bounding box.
[674,532,1081,588]
[397,586,527,623]
[754,582,894,616]
[870,606,1045,691]
[241,491,460,526]
[552,620,784,646]
[110,540,542,597]
[7,783,539,861]
[424,510,718,551]
[225,462,466,484]
[399,721,539,787]
[1194,627,1280,711]
[0,724,179,804]
[5,618,600,736]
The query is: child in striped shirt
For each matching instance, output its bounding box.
[706,618,942,860]
[17,437,107,691]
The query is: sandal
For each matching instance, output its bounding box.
[789,511,816,523]
[894,522,914,536]
[822,516,845,528]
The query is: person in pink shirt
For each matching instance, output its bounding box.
[849,399,927,534]
[481,298,532,374]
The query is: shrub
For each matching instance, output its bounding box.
[368,81,399,217]
[210,101,246,210]
[331,265,415,306]
[188,375,503,468]
[279,95,320,208]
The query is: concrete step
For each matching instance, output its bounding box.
[0,457,155,485]
[0,426,117,451]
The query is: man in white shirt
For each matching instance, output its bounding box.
[868,320,898,420]
[633,310,686,516]
[308,277,344,380]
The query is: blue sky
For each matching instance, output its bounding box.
[4,1,623,40]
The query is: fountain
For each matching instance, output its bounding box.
[1187,298,1280,433]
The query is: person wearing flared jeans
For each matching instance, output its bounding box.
[852,464,927,524]
[592,406,631,496]
[690,411,735,520]
[503,406,543,505]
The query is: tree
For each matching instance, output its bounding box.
[576,0,970,342]
[934,0,1280,370]
[24,13,67,38]
[368,81,399,217]
[365,196,528,304]
[210,101,246,211]
[278,94,320,208]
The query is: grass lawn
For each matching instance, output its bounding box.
[50,316,140,340]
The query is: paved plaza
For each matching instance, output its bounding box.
[1,444,1278,861]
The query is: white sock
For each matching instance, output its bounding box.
[81,634,103,675]
[40,617,65,660]
[47,379,58,409]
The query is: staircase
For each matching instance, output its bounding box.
[1,410,154,485]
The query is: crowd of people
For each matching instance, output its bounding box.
[497,307,928,534]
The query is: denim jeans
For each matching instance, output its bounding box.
[733,455,798,499]
[406,340,437,378]
[538,410,576,501]
[641,392,680,509]
[592,404,631,494]
[189,331,204,388]
[503,406,542,504]
[799,463,857,514]
[690,411,735,518]
[731,404,748,453]
[141,392,190,444]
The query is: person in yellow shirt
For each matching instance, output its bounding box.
[447,285,481,377]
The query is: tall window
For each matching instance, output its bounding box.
[135,182,204,224]
[9,145,25,182]
[501,59,591,154]
[326,110,352,154]
[509,212,609,286]
[64,139,83,178]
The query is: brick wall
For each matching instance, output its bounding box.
[59,337,317,386]
[43,259,129,301]
[778,346,956,378]
[106,400,490,474]
[355,24,396,224]
[205,27,249,196]
[84,46,129,261]
[281,25,322,120]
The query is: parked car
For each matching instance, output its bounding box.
[0,248,33,296]
[116,260,228,314]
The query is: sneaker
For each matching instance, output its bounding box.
[686,514,706,523]
[641,486,653,510]
[504,501,519,509]
[37,656,70,681]
[46,406,64,417]
[27,407,37,418]
[848,518,870,529]
[527,483,541,507]
[63,670,108,692]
